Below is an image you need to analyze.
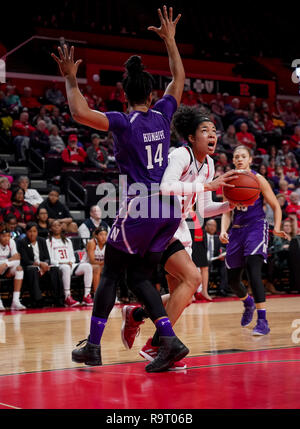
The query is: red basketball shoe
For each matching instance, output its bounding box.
[121,305,144,349]
[140,337,187,370]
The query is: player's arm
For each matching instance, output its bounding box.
[160,149,237,196]
[256,174,288,239]
[148,6,185,106]
[220,210,232,244]
[51,45,109,131]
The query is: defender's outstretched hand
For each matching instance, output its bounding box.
[148,5,181,40]
[51,44,82,78]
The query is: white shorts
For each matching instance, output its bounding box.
[169,219,192,257]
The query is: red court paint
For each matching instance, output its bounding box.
[0,347,300,409]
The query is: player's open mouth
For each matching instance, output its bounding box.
[208,142,215,148]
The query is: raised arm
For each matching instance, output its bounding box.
[148,6,185,106]
[51,45,109,131]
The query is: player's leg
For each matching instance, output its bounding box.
[91,264,101,294]
[59,264,80,307]
[244,220,270,335]
[72,243,129,365]
[126,251,189,373]
[6,262,26,310]
[245,255,270,335]
[73,262,93,305]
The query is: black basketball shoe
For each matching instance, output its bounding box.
[145,336,189,373]
[72,337,102,366]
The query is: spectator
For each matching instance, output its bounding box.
[12,111,35,162]
[210,99,226,119]
[4,84,22,113]
[108,81,126,112]
[247,101,257,121]
[49,106,66,130]
[283,155,299,179]
[48,125,65,154]
[249,112,264,138]
[2,187,37,231]
[271,165,295,191]
[282,102,298,132]
[16,176,44,208]
[277,179,292,200]
[204,219,230,297]
[36,206,50,239]
[78,205,110,243]
[33,106,53,130]
[276,193,289,220]
[289,125,300,150]
[45,81,65,106]
[82,85,97,109]
[276,140,298,167]
[267,158,276,178]
[221,124,238,149]
[17,222,65,308]
[46,220,93,307]
[286,192,300,229]
[4,213,25,241]
[30,120,51,156]
[236,122,256,149]
[270,219,296,285]
[61,134,87,167]
[0,176,12,209]
[86,133,108,169]
[0,223,25,311]
[81,226,107,293]
[20,86,41,111]
[182,90,198,106]
[216,153,229,169]
[38,187,78,234]
[224,97,247,127]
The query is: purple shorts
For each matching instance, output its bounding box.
[225,219,269,269]
[107,194,181,257]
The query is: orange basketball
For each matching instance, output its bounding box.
[223,170,260,206]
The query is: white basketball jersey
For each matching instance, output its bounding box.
[46,237,75,265]
[0,239,17,262]
[163,146,215,251]
[82,239,106,263]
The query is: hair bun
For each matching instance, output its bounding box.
[125,55,144,75]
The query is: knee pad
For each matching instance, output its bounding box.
[15,268,24,280]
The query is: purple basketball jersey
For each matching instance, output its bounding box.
[105,95,177,193]
[105,95,179,256]
[226,171,269,268]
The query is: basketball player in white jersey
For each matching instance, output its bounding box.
[46,220,93,307]
[122,106,237,366]
[0,223,26,310]
[81,226,107,293]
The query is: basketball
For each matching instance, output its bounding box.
[223,170,261,206]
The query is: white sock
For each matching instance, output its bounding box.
[84,287,91,297]
[13,291,20,303]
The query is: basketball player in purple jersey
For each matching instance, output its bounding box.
[52,6,189,372]
[220,145,287,335]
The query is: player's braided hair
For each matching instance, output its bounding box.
[122,55,155,106]
[172,104,213,145]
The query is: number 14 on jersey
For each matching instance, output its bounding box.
[145,143,163,170]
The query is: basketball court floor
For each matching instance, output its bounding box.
[1,295,300,410]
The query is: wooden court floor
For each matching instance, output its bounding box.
[1,295,300,409]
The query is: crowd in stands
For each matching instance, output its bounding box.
[0,76,300,309]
